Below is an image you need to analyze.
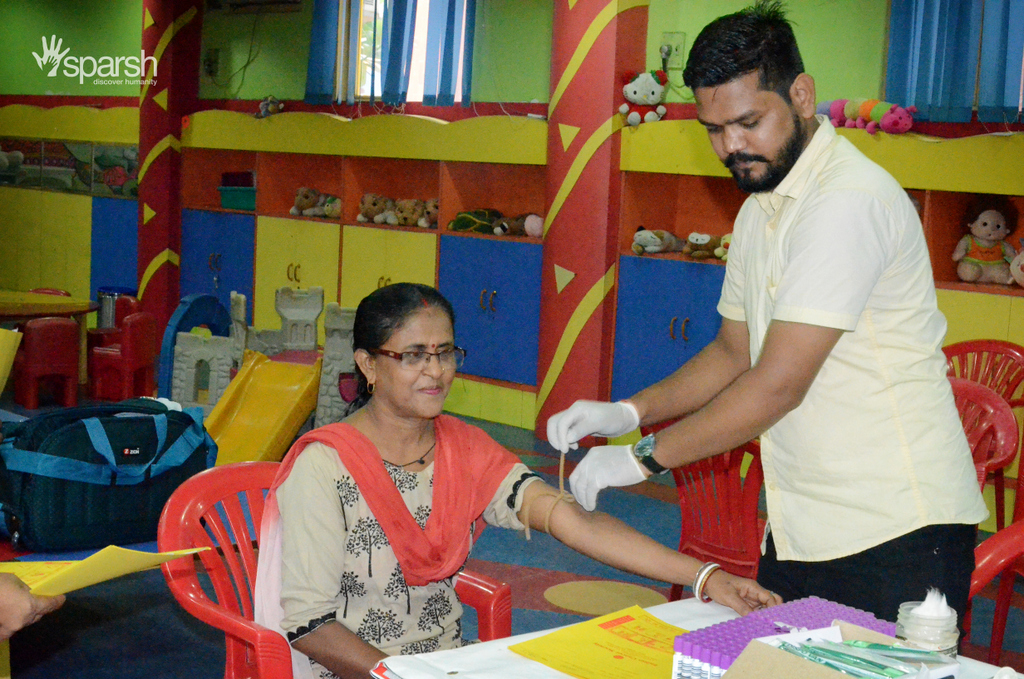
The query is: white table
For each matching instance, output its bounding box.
[379,599,1019,679]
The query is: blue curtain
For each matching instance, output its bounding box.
[977,0,1024,123]
[380,0,418,105]
[887,0,1023,123]
[304,0,340,105]
[421,0,475,106]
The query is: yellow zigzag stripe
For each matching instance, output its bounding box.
[536,263,617,415]
[549,0,649,117]
[138,249,181,300]
[141,5,198,101]
[544,114,623,236]
[138,134,181,183]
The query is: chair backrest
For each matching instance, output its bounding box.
[945,340,1024,409]
[28,287,71,297]
[121,311,159,368]
[949,377,1019,491]
[21,317,79,368]
[114,295,142,327]
[158,461,291,679]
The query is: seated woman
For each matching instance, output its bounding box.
[255,283,780,679]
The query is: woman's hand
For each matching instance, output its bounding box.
[0,573,65,639]
[702,570,782,616]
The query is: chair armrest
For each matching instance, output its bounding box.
[971,518,1024,599]
[455,569,512,641]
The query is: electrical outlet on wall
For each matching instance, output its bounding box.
[204,48,220,77]
[660,32,686,71]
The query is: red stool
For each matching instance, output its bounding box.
[13,317,80,410]
[89,311,159,401]
[87,294,142,355]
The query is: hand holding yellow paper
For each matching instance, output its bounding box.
[0,545,207,596]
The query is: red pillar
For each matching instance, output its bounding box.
[137,0,203,332]
[535,1,648,438]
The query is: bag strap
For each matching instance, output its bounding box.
[0,409,209,487]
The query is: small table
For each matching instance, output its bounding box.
[378,598,1018,679]
[0,291,100,384]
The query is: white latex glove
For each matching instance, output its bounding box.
[546,400,640,454]
[568,444,648,511]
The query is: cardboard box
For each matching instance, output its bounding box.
[724,621,959,678]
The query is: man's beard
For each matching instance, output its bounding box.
[725,114,807,194]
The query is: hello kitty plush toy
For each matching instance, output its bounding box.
[619,70,668,127]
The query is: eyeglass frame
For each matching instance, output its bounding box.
[368,346,467,371]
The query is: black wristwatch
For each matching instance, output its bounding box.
[632,434,668,475]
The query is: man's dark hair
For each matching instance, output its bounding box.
[683,0,804,101]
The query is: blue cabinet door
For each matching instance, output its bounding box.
[611,257,726,401]
[90,197,139,299]
[180,209,256,323]
[438,235,542,386]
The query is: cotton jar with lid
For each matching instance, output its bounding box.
[894,588,959,659]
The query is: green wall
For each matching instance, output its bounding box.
[648,0,889,104]
[0,0,144,97]
[471,0,553,104]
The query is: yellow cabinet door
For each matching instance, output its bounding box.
[340,225,437,308]
[254,216,340,345]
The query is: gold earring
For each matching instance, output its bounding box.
[367,382,375,395]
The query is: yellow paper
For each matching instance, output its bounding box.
[0,328,21,394]
[509,605,687,679]
[0,639,8,679]
[0,545,207,597]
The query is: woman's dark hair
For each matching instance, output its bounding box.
[683,0,804,102]
[345,283,456,413]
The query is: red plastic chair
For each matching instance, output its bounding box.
[158,461,511,679]
[28,288,71,297]
[945,340,1024,529]
[967,518,1024,665]
[949,377,1019,494]
[89,311,159,400]
[642,421,764,600]
[12,317,79,410]
[87,294,143,354]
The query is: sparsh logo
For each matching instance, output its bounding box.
[31,35,158,85]
[32,35,70,77]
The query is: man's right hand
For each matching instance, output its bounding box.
[546,400,640,454]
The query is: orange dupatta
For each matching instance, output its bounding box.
[269,414,520,586]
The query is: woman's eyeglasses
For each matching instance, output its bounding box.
[370,347,467,371]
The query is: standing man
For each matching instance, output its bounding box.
[547,0,987,624]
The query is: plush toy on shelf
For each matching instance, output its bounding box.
[682,232,722,259]
[493,213,543,238]
[951,195,1019,285]
[0,146,24,173]
[388,199,427,227]
[448,209,504,233]
[356,193,396,224]
[714,233,732,262]
[817,99,917,134]
[290,186,341,218]
[255,96,284,119]
[619,70,668,127]
[631,226,685,255]
[418,199,439,228]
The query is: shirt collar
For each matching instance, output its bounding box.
[753,114,835,215]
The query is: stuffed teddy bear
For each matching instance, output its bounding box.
[682,232,722,259]
[356,193,396,223]
[418,199,439,228]
[714,233,732,262]
[493,213,543,238]
[631,227,685,255]
[390,199,426,227]
[256,96,284,119]
[619,70,668,127]
[951,195,1018,285]
[0,147,24,173]
[448,209,503,233]
[291,186,341,218]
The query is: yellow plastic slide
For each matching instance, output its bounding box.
[206,350,322,466]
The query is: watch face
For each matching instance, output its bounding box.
[634,434,655,459]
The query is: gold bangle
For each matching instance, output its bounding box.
[693,562,722,603]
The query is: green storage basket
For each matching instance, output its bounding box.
[218,186,256,211]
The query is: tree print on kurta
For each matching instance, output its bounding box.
[401,637,441,654]
[337,570,365,618]
[336,476,360,530]
[384,562,411,614]
[418,591,454,633]
[357,607,405,646]
[413,504,430,529]
[347,515,388,577]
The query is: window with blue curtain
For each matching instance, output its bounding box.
[303,0,477,107]
[886,0,1024,123]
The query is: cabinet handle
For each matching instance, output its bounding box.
[479,289,487,310]
[489,290,497,312]
[670,317,678,340]
[680,317,689,341]
[287,263,293,281]
[378,276,385,288]
[384,277,391,286]
[208,253,222,272]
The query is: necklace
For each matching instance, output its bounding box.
[401,442,436,467]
